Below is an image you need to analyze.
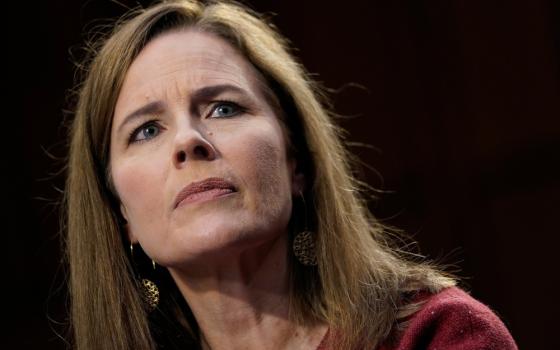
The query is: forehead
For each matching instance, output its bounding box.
[115,29,265,109]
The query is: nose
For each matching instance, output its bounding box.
[173,123,216,167]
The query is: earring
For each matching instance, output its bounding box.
[293,231,318,266]
[130,243,160,311]
[140,278,160,311]
[292,191,318,266]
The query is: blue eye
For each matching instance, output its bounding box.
[130,122,161,143]
[210,102,242,118]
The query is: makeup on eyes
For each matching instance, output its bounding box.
[120,82,265,146]
[125,98,250,145]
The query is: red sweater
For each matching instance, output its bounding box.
[318,287,518,350]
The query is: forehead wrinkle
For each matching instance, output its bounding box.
[187,56,274,105]
[186,66,245,88]
[117,30,277,120]
[134,59,249,98]
[183,58,249,88]
[126,46,241,85]
[155,54,242,80]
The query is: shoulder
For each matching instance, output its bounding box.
[380,287,518,350]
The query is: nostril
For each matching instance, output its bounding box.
[177,150,187,163]
[193,145,209,158]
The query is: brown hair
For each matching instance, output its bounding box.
[63,1,455,349]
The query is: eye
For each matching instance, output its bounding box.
[129,121,161,144]
[209,101,243,118]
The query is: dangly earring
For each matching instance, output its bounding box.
[292,191,318,266]
[130,243,160,311]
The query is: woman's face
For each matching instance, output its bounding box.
[110,29,302,268]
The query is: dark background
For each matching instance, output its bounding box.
[7,0,559,348]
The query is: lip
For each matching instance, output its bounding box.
[174,177,236,209]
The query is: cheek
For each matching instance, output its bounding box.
[232,126,292,211]
[111,156,168,225]
[253,141,287,193]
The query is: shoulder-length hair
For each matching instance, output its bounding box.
[64,1,455,349]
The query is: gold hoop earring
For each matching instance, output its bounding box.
[140,278,160,311]
[129,243,160,311]
[293,231,318,266]
[292,191,318,266]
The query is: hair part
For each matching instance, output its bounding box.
[64,1,455,349]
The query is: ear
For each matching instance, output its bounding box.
[120,203,138,244]
[289,158,306,195]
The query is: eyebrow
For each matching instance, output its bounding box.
[189,84,249,112]
[116,84,250,136]
[193,83,246,99]
[117,101,165,136]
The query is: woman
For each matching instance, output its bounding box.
[63,1,517,349]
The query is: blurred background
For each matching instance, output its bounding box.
[7,0,559,348]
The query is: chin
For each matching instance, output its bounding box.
[162,219,278,266]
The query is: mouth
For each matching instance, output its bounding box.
[174,177,237,209]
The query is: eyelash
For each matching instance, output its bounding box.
[208,100,245,118]
[128,120,161,145]
[127,100,245,145]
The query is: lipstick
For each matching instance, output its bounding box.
[174,177,236,208]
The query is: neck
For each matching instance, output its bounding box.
[168,234,328,350]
